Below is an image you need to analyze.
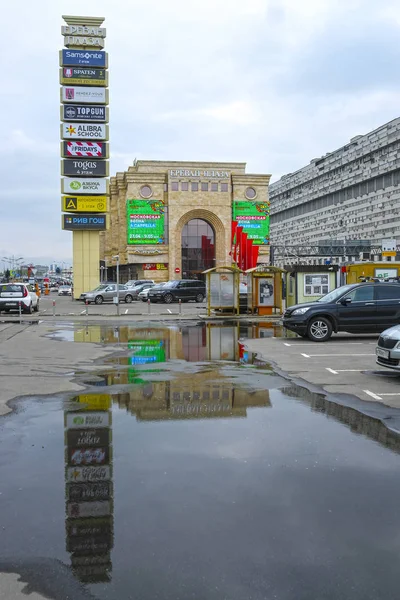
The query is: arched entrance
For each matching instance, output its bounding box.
[181,218,215,279]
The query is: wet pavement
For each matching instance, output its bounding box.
[1,323,400,599]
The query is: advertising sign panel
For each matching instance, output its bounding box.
[73,395,112,410]
[66,465,111,482]
[64,36,105,49]
[61,26,106,38]
[62,196,108,213]
[60,67,108,86]
[233,201,270,245]
[258,278,274,306]
[61,86,108,104]
[61,123,108,140]
[67,501,111,519]
[71,554,111,567]
[382,238,397,257]
[62,159,109,177]
[69,447,110,466]
[62,214,108,231]
[66,412,111,429]
[61,141,108,158]
[66,536,111,555]
[143,263,168,270]
[126,199,165,245]
[67,429,110,447]
[66,516,113,537]
[62,104,108,122]
[67,482,112,502]
[62,177,109,195]
[60,49,107,67]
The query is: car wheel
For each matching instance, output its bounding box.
[95,295,104,305]
[125,295,133,303]
[196,293,204,303]
[163,293,173,304]
[25,304,34,315]
[34,302,39,312]
[307,317,332,342]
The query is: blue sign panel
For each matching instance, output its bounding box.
[61,50,107,67]
[63,214,107,231]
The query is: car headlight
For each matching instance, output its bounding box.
[292,307,311,315]
[396,341,400,349]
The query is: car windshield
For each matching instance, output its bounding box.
[316,285,355,303]
[93,285,108,291]
[162,282,175,288]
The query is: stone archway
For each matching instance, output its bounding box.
[174,209,227,278]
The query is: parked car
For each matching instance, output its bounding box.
[58,285,72,296]
[130,283,155,300]
[0,283,39,314]
[283,282,400,342]
[126,279,155,289]
[139,283,166,302]
[376,325,400,371]
[80,284,135,304]
[148,280,206,303]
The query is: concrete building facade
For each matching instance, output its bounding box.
[269,118,400,265]
[101,160,271,282]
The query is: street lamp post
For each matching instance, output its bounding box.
[112,255,120,317]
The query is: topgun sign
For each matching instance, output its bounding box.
[60,50,107,67]
[61,123,108,140]
[60,67,108,86]
[62,104,108,122]
[61,86,108,105]
[61,25,106,37]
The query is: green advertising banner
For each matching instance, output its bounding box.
[126,199,165,245]
[233,201,270,245]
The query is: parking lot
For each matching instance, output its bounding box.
[245,333,400,408]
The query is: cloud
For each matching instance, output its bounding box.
[1,0,400,263]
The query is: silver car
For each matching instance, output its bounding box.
[81,284,134,305]
[376,325,400,371]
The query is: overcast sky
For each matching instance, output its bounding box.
[1,0,399,267]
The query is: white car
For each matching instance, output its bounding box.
[0,283,39,314]
[58,285,72,296]
[139,282,167,302]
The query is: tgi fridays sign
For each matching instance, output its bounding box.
[61,141,109,158]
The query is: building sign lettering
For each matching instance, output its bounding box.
[169,169,229,178]
[62,26,106,37]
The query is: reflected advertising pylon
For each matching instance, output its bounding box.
[64,393,114,583]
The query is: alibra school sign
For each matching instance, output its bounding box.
[61,123,109,140]
[170,169,230,178]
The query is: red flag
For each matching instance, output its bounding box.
[246,238,253,271]
[230,221,238,261]
[241,233,248,270]
[235,226,243,266]
[251,245,259,269]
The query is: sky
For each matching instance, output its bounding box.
[1,0,400,267]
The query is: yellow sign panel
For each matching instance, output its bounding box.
[75,394,112,411]
[62,195,109,212]
[382,251,397,257]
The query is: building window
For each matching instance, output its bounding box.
[211,182,218,192]
[191,182,198,191]
[304,274,329,296]
[171,182,179,191]
[245,187,257,199]
[221,183,229,192]
[201,182,208,191]
[181,182,189,191]
[140,185,153,198]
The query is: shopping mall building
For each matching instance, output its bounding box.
[100,161,271,282]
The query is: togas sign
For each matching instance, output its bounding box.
[62,159,109,177]
[169,169,230,178]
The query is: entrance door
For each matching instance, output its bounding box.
[182,219,215,280]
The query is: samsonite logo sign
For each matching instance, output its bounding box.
[62,178,109,195]
[60,49,107,67]
[61,86,108,104]
[61,123,108,140]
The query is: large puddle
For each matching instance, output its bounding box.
[1,323,400,599]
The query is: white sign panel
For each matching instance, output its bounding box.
[67,501,111,519]
[62,178,109,195]
[64,36,105,48]
[61,26,106,38]
[62,123,108,140]
[66,466,111,482]
[61,86,108,104]
[66,411,110,429]
[382,239,396,252]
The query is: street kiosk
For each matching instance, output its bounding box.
[246,266,285,316]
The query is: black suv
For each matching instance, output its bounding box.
[148,280,206,304]
[283,283,400,342]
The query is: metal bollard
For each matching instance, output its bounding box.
[18,301,22,323]
[179,298,182,315]
[52,300,56,317]
[147,298,151,315]
[85,299,89,317]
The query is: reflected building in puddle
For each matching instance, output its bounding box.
[282,384,400,453]
[64,394,114,583]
